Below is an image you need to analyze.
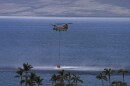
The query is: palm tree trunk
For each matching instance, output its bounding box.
[21,76,22,86]
[25,78,27,86]
[25,72,28,86]
[76,81,78,86]
[102,79,104,86]
[116,83,117,86]
[109,75,110,86]
[20,76,22,86]
[123,73,124,83]
[107,76,109,86]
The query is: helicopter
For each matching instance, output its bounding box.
[52,23,72,31]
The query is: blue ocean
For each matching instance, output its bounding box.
[0,17,130,86]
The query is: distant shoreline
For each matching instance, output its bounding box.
[0,16,130,20]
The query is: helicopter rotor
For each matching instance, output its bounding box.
[55,23,72,25]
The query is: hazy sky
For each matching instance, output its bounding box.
[0,0,130,17]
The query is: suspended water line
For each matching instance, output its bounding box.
[52,23,71,68]
[57,31,61,68]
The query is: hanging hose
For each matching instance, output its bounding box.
[57,30,61,68]
[52,23,71,68]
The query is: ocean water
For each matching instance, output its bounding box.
[0,17,130,86]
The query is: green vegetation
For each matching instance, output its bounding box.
[96,68,129,86]
[96,72,107,86]
[15,63,43,86]
[118,69,128,83]
[111,80,127,86]
[50,70,83,86]
[15,63,130,86]
[103,68,114,86]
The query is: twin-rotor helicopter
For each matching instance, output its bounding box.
[52,23,72,68]
[52,23,72,31]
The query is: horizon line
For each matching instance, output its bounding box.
[0,16,130,20]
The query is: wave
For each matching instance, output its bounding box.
[0,65,129,75]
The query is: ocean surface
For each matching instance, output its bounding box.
[0,17,130,86]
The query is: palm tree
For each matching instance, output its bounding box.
[57,70,65,84]
[112,81,118,86]
[112,81,123,86]
[15,63,44,86]
[71,74,83,86]
[65,72,71,84]
[28,72,36,86]
[15,67,24,86]
[35,76,43,86]
[23,63,33,86]
[118,69,128,83]
[50,70,69,86]
[65,72,73,86]
[23,63,33,73]
[103,68,113,85]
[96,73,107,86]
[50,74,58,86]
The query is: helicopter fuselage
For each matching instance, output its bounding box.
[53,24,68,31]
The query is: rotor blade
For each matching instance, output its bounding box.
[67,23,73,24]
[51,24,56,26]
[56,23,65,25]
[56,23,73,25]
